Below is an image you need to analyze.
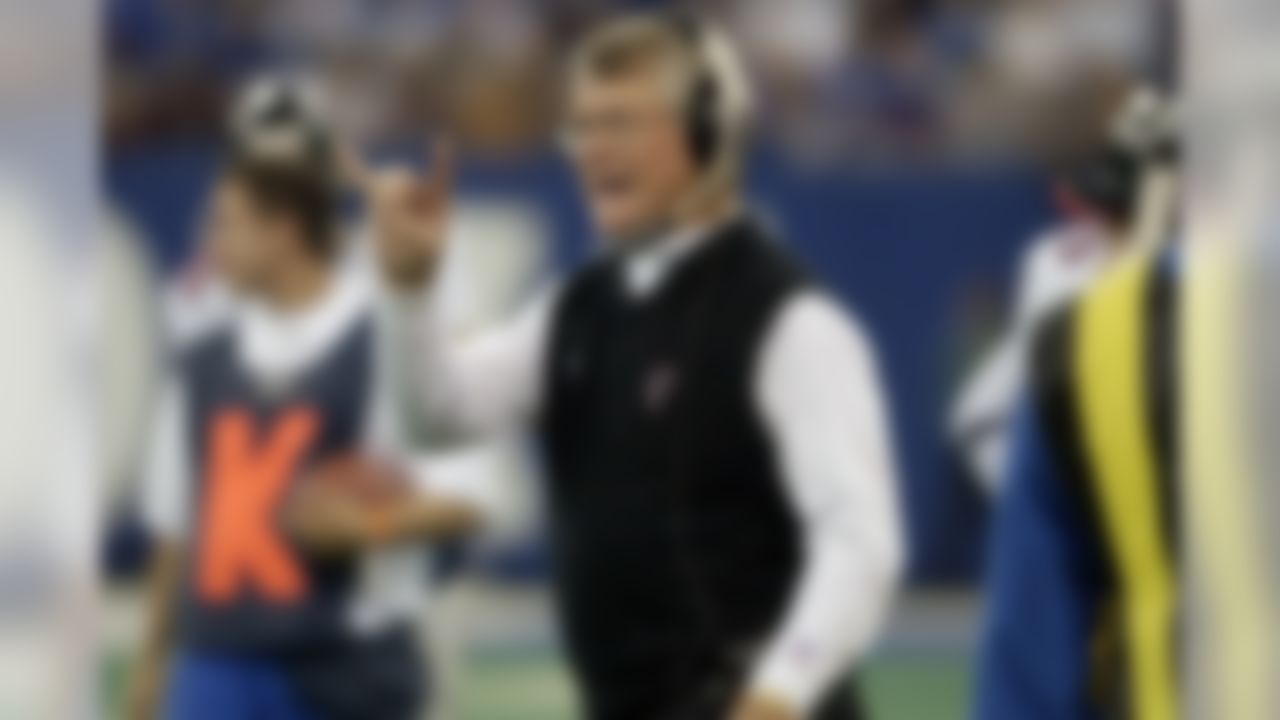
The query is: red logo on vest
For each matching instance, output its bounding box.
[643,362,680,413]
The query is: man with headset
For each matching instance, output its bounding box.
[364,14,902,720]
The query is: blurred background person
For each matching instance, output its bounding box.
[371,13,901,720]
[972,101,1180,719]
[124,77,503,720]
[949,87,1171,494]
[122,66,539,718]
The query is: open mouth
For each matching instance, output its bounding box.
[590,172,637,201]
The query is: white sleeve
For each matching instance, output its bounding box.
[365,348,508,527]
[947,237,1054,493]
[404,447,508,529]
[382,284,552,446]
[140,379,190,541]
[947,334,1022,492]
[748,292,904,714]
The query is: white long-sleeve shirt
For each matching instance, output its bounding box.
[949,220,1114,494]
[385,222,904,713]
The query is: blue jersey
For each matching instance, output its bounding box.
[974,248,1180,720]
[177,319,373,652]
[168,313,423,720]
[974,400,1111,720]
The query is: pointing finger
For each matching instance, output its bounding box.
[336,142,372,195]
[424,136,455,195]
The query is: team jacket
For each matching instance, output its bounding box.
[974,246,1180,720]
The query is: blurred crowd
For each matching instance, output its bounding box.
[107,0,1161,167]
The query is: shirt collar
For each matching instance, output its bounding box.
[621,213,739,301]
[236,260,369,387]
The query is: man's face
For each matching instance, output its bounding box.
[203,175,290,295]
[568,65,701,246]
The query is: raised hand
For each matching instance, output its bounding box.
[349,138,455,292]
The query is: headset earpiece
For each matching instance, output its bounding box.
[687,72,720,168]
[665,14,725,171]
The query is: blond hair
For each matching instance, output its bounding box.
[567,14,754,201]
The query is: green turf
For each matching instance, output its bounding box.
[460,651,970,720]
[104,648,971,719]
[458,649,579,720]
[862,655,971,719]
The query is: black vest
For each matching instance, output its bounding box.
[177,317,422,720]
[541,218,817,716]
